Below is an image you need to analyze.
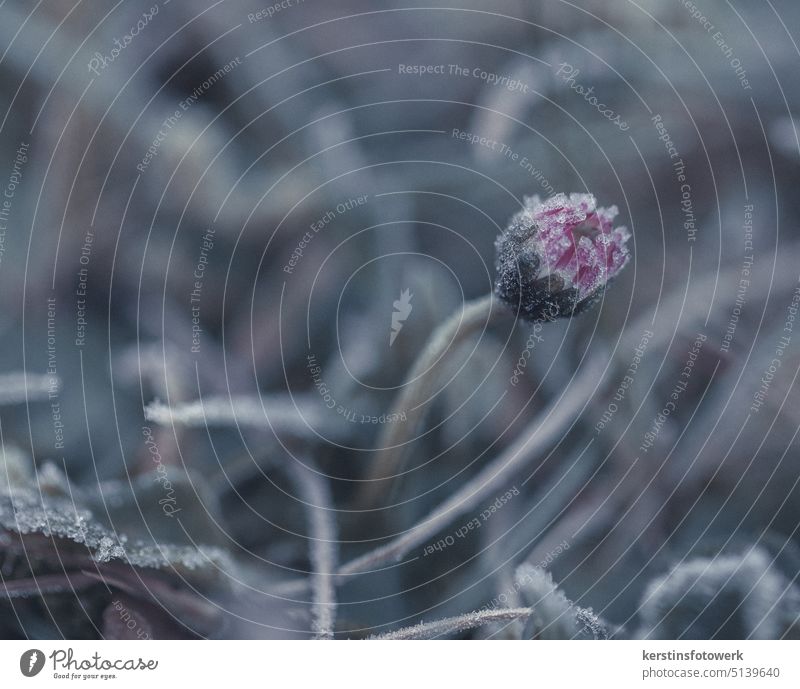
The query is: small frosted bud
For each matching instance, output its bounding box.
[494,193,631,322]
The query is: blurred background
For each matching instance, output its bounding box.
[1,0,799,639]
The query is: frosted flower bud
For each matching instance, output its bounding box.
[494,193,631,322]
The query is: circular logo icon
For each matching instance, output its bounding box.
[20,649,45,677]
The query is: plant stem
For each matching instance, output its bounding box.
[271,353,603,597]
[285,457,338,640]
[369,607,532,639]
[360,293,501,506]
[340,355,602,576]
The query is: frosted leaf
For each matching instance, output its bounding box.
[515,564,574,639]
[0,484,231,573]
[637,546,800,639]
[515,564,610,640]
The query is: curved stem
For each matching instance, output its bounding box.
[340,354,603,578]
[369,607,531,640]
[360,293,501,505]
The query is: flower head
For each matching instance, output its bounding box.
[494,193,630,322]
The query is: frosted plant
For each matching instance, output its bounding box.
[0,487,230,569]
[366,192,631,502]
[370,565,610,640]
[637,546,800,639]
[495,193,631,322]
[514,564,609,640]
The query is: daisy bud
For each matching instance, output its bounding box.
[494,193,631,322]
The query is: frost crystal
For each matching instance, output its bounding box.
[495,193,631,322]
